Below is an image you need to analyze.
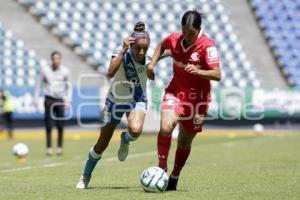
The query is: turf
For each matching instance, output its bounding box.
[0,132,299,200]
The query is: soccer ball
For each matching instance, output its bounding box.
[13,143,29,158]
[140,166,169,193]
[253,123,264,134]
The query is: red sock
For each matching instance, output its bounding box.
[171,147,191,177]
[157,134,172,170]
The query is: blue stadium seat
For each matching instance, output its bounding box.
[249,0,300,88]
[15,0,263,89]
[0,24,42,87]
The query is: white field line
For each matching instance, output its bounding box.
[1,151,156,173]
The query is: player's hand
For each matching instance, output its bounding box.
[121,37,136,54]
[147,63,155,80]
[185,64,201,76]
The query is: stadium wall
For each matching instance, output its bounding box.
[3,87,300,130]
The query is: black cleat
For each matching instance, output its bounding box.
[166,176,178,191]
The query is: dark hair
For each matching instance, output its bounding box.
[134,21,145,32]
[51,50,62,59]
[181,9,202,30]
[131,22,150,40]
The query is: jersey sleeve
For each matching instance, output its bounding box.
[204,42,221,69]
[111,46,122,58]
[162,33,176,50]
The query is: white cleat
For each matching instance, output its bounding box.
[76,175,91,189]
[117,132,129,161]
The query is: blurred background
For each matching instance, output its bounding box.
[0,0,299,136]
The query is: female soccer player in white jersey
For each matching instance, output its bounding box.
[77,22,153,189]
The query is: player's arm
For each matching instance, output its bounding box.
[33,70,44,108]
[185,45,222,81]
[158,49,172,60]
[147,42,165,80]
[34,71,43,100]
[107,37,135,79]
[147,49,171,62]
[64,69,73,108]
[185,66,222,81]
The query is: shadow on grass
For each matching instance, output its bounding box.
[89,186,188,193]
[89,186,140,191]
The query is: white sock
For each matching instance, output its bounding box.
[89,147,102,159]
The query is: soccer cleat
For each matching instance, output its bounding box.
[76,175,91,189]
[46,148,53,156]
[117,132,129,161]
[56,147,63,156]
[166,176,178,191]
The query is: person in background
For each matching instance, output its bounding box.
[35,51,72,156]
[0,89,14,139]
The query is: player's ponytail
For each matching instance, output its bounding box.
[131,21,150,41]
[181,9,202,30]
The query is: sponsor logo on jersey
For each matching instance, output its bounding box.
[174,59,202,69]
[193,114,204,125]
[190,52,199,61]
[193,114,204,130]
[207,46,219,63]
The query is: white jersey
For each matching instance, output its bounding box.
[107,46,150,103]
[35,65,72,103]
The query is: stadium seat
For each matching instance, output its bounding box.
[249,0,300,89]
[14,0,263,89]
[0,24,42,87]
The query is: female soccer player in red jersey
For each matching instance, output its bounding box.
[147,9,222,191]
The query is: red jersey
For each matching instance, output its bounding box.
[162,32,220,102]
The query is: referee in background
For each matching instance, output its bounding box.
[35,51,72,156]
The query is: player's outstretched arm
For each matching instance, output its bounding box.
[147,42,166,80]
[107,37,135,78]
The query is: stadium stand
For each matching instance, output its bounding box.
[249,0,300,89]
[0,22,43,87]
[16,0,261,89]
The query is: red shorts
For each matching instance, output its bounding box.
[161,92,209,134]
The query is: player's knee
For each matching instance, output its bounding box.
[159,123,174,136]
[128,124,142,138]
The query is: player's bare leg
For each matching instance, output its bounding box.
[157,109,178,171]
[76,124,115,189]
[167,124,196,191]
[94,124,116,154]
[118,110,145,161]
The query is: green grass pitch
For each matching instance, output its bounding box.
[0,133,299,200]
